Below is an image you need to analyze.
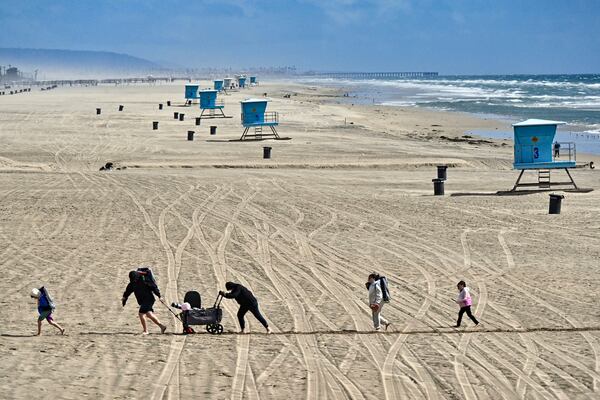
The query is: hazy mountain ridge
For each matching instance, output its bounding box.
[0,48,163,79]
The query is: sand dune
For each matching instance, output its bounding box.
[1,82,599,399]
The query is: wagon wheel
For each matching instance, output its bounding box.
[215,324,224,335]
[206,324,217,334]
[205,324,211,333]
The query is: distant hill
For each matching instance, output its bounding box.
[0,48,163,80]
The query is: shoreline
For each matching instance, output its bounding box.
[284,80,600,165]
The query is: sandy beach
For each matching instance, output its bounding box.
[1,80,600,399]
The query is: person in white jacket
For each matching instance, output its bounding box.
[366,273,390,331]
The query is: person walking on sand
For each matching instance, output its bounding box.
[122,270,167,335]
[220,282,271,334]
[366,273,390,331]
[31,287,65,336]
[455,280,479,328]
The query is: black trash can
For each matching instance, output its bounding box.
[159,103,163,110]
[153,121,159,130]
[432,178,444,195]
[167,101,171,106]
[118,105,124,111]
[187,131,194,141]
[179,113,185,121]
[210,126,217,135]
[437,165,448,180]
[195,117,201,126]
[263,146,272,159]
[174,112,179,119]
[549,194,564,214]
[96,108,101,115]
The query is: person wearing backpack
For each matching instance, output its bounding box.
[122,269,167,335]
[30,287,65,336]
[366,273,391,331]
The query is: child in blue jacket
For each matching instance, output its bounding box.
[31,287,65,336]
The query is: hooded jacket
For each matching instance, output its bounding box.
[223,282,257,307]
[123,272,161,306]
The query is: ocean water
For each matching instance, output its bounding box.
[297,74,600,153]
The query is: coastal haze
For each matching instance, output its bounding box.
[2,1,600,400]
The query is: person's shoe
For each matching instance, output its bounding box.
[160,324,167,334]
[266,327,272,334]
[375,327,381,332]
[454,325,461,328]
[141,331,149,335]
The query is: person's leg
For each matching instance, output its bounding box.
[146,311,167,333]
[378,304,390,329]
[456,307,466,327]
[37,319,42,336]
[248,304,270,331]
[47,315,65,334]
[372,307,381,330]
[139,313,148,333]
[465,306,479,325]
[237,306,249,332]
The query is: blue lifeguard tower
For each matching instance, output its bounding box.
[184,83,199,104]
[249,76,257,85]
[199,89,230,119]
[238,76,247,89]
[240,98,281,140]
[214,80,224,92]
[510,119,584,191]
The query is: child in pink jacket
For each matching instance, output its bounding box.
[455,280,479,328]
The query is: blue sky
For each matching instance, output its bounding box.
[1,0,599,74]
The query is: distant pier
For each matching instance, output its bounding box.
[306,71,438,79]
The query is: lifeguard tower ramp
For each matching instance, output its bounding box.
[509,119,589,192]
[198,89,231,119]
[240,98,285,141]
[184,84,200,104]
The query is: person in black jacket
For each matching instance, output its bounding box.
[220,282,271,334]
[122,270,167,335]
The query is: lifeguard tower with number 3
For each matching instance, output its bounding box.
[510,119,589,192]
[240,98,287,141]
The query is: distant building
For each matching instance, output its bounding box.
[0,65,27,82]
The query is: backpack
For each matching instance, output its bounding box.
[40,286,56,310]
[378,277,391,303]
[136,267,157,287]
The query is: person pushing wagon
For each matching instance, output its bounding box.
[220,282,271,334]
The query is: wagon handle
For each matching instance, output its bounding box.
[214,293,224,309]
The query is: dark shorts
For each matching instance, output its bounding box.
[38,310,53,322]
[139,304,154,314]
